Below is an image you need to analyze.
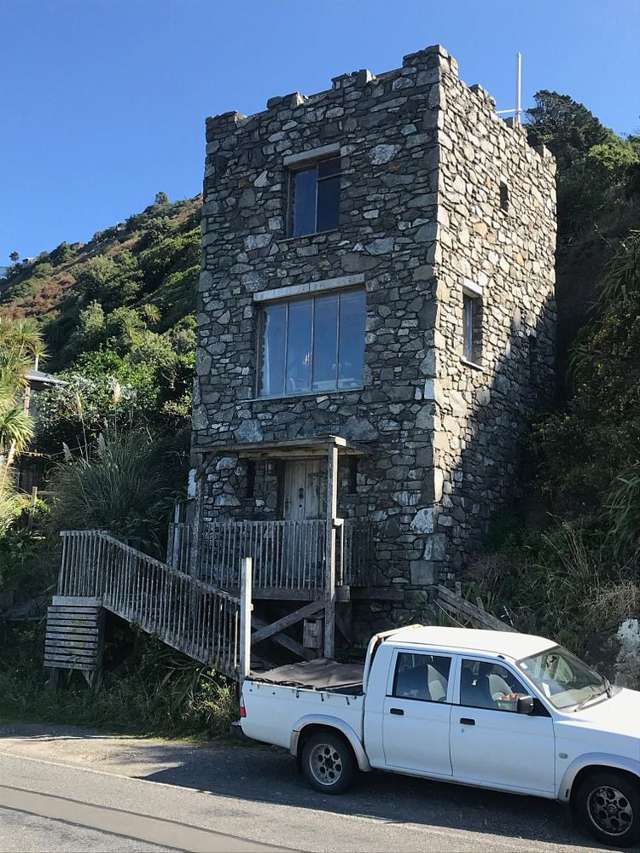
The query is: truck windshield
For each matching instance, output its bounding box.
[517,645,607,710]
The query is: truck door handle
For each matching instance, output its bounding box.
[389,708,404,716]
[460,717,475,726]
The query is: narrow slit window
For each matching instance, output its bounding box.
[500,182,510,213]
[463,293,483,365]
[289,156,340,236]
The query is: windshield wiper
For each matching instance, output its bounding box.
[573,685,610,712]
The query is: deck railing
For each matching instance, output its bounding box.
[338,518,375,587]
[186,517,376,591]
[201,519,328,591]
[58,530,242,677]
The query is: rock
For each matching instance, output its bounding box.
[365,237,394,255]
[410,561,436,585]
[244,233,272,250]
[344,416,378,441]
[214,494,240,507]
[235,419,263,442]
[369,144,400,165]
[411,508,435,534]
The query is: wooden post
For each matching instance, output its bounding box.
[324,442,339,659]
[239,556,252,681]
[189,467,205,578]
[170,502,181,569]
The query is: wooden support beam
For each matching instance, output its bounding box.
[251,616,315,660]
[324,442,339,659]
[251,599,325,646]
[435,585,515,632]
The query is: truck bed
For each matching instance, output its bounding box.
[242,659,365,750]
[251,658,364,694]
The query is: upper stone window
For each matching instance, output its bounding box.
[258,288,365,398]
[288,156,340,237]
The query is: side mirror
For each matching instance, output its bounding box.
[517,695,535,715]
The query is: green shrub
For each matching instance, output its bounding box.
[0,625,237,738]
[48,431,175,554]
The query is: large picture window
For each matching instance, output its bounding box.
[258,289,365,398]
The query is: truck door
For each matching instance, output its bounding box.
[450,657,555,794]
[381,650,453,777]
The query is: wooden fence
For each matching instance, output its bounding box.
[58,530,243,677]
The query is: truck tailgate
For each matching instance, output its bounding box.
[241,680,364,749]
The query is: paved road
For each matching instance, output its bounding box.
[0,724,614,852]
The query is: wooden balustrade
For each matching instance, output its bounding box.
[192,517,376,592]
[58,530,242,678]
[200,519,327,590]
[166,522,191,573]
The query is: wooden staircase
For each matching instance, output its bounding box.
[48,530,246,680]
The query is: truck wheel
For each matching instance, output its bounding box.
[301,731,356,794]
[574,770,640,847]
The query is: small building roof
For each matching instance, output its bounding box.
[198,435,368,459]
[26,368,66,387]
[387,625,554,660]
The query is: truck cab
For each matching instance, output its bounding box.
[240,625,640,847]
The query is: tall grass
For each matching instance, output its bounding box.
[48,431,174,554]
[0,623,238,738]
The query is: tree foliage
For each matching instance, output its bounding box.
[526,91,640,242]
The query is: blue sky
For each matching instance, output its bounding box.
[1,0,638,265]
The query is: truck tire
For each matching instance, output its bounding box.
[574,769,640,847]
[301,730,356,794]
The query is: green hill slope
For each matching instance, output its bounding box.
[0,195,201,452]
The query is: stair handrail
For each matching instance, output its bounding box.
[58,529,243,678]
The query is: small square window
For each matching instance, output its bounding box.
[460,659,528,712]
[289,157,340,237]
[463,293,483,365]
[393,652,451,703]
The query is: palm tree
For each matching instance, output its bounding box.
[0,319,45,516]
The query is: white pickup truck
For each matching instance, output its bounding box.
[240,625,640,847]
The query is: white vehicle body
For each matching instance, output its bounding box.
[240,625,640,802]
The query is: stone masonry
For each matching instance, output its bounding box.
[192,44,556,634]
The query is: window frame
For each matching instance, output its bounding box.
[256,286,366,400]
[462,288,483,367]
[387,648,454,705]
[287,155,342,238]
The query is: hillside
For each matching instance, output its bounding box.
[0,194,201,453]
[1,194,200,364]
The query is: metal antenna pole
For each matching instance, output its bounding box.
[515,51,522,125]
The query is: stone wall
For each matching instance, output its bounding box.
[193,44,556,635]
[421,57,557,582]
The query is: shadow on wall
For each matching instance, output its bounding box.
[420,287,557,588]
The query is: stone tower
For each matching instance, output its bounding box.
[192,44,556,635]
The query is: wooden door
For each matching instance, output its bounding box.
[283,460,326,520]
[282,459,326,589]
